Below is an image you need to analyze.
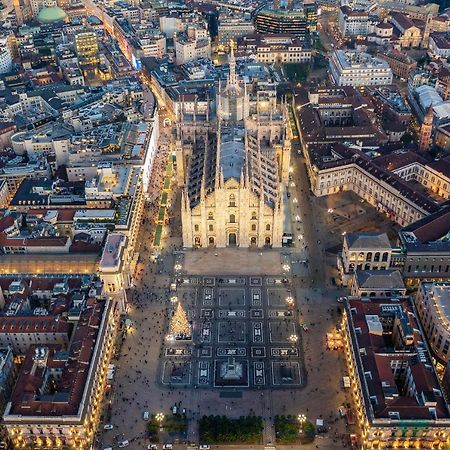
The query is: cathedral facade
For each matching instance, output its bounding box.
[176,49,291,248]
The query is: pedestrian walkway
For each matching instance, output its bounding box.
[153,154,175,248]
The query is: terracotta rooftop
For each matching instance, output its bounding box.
[8,299,107,417]
[347,298,450,421]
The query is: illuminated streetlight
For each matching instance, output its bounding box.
[298,414,307,425]
[155,412,165,429]
[282,264,290,272]
[289,334,298,343]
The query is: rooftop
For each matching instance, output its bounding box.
[347,298,450,422]
[346,232,392,250]
[355,269,405,290]
[5,299,110,418]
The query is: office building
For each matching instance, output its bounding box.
[329,50,393,87]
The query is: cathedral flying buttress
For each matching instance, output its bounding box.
[176,46,291,248]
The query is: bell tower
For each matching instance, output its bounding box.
[418,106,434,152]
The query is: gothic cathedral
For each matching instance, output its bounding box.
[176,47,291,248]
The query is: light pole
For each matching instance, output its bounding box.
[298,414,307,425]
[155,412,165,430]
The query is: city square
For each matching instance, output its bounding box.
[160,276,305,390]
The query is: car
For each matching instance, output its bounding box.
[337,296,347,303]
[143,411,150,420]
[148,445,158,450]
[163,445,173,449]
[200,446,211,449]
[119,440,130,448]
[103,424,114,430]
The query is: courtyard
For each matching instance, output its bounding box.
[160,276,305,390]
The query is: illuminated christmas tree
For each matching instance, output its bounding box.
[169,302,191,339]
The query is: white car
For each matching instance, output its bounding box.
[148,445,158,450]
[337,296,347,303]
[118,441,130,448]
[200,446,211,449]
[103,424,114,430]
[143,411,150,420]
[163,445,173,450]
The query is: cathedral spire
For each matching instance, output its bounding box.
[215,92,222,189]
[228,40,237,87]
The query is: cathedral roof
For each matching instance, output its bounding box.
[220,127,245,180]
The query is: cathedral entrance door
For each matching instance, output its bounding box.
[228,233,237,246]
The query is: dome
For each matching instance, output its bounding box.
[37,6,67,24]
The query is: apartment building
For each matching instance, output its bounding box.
[338,5,369,37]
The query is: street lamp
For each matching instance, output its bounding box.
[155,412,165,429]
[282,264,290,272]
[298,414,307,425]
[289,334,298,343]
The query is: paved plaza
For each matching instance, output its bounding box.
[160,276,304,390]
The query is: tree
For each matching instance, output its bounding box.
[169,302,191,339]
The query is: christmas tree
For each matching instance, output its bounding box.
[169,302,191,339]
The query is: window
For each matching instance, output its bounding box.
[251,224,256,231]
[229,214,236,223]
[208,224,213,232]
[194,224,199,232]
[266,224,271,231]
[251,212,257,220]
[229,194,236,207]
[208,212,213,220]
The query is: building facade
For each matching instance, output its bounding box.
[237,33,311,64]
[415,282,450,364]
[177,49,290,248]
[330,50,393,87]
[338,5,369,37]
